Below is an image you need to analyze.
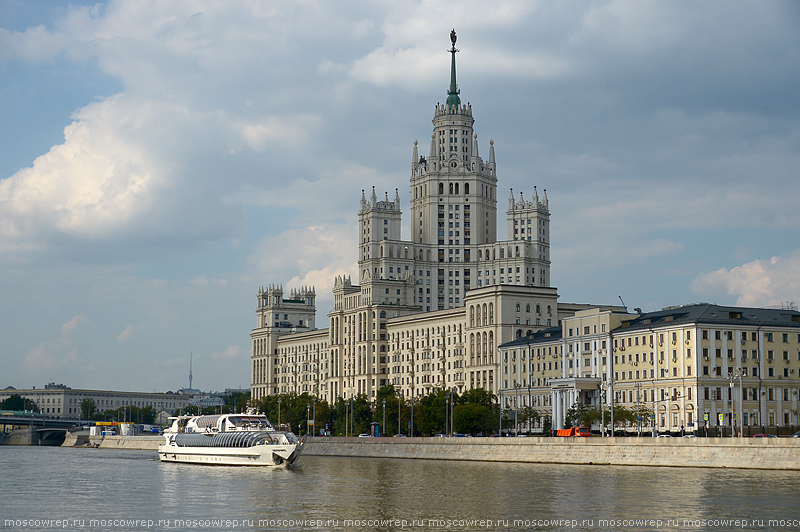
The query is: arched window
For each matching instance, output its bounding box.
[449,183,454,194]
[516,303,520,312]
[455,183,459,194]
[536,304,541,314]
[464,183,469,194]
[380,311,386,318]
[439,183,444,195]
[525,304,531,313]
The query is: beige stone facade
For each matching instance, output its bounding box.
[498,304,800,433]
[251,43,559,404]
[0,385,188,419]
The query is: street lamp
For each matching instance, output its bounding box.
[634,381,642,436]
[277,398,281,429]
[729,369,743,439]
[601,379,614,437]
[410,396,414,437]
[445,391,450,436]
[382,398,386,437]
[450,387,456,435]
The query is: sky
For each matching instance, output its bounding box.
[1,0,799,394]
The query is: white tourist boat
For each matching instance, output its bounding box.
[158,408,304,466]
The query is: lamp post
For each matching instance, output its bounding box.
[277,398,281,430]
[527,383,532,435]
[634,381,642,436]
[498,390,503,436]
[601,379,614,437]
[445,391,450,436]
[382,398,386,437]
[514,383,520,436]
[398,395,401,436]
[410,396,414,437]
[729,369,743,439]
[451,387,456,435]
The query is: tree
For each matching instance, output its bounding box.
[223,391,251,414]
[0,394,36,411]
[564,401,600,428]
[453,403,496,435]
[459,387,495,408]
[81,398,97,420]
[374,385,399,436]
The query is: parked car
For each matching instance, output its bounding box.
[752,434,777,438]
[793,431,800,438]
[358,433,372,438]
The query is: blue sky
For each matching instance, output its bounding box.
[1,0,799,393]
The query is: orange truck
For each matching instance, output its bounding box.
[556,426,591,437]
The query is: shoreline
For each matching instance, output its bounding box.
[58,433,800,470]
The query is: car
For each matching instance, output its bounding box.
[793,431,800,438]
[358,433,372,438]
[657,434,673,438]
[393,434,406,438]
[682,434,697,438]
[752,434,777,438]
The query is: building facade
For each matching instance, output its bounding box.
[0,383,189,420]
[251,33,564,404]
[498,304,800,433]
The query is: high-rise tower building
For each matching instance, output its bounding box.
[251,32,558,403]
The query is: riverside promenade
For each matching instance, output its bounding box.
[61,433,800,470]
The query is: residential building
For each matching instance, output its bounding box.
[0,383,189,420]
[251,33,568,403]
[498,303,800,433]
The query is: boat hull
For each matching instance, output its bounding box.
[158,442,303,466]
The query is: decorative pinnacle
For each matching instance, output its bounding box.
[446,29,461,109]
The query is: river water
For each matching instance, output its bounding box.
[1,446,799,532]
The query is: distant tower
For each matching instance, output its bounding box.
[189,351,193,390]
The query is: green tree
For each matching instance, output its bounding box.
[81,398,97,420]
[459,387,495,408]
[374,385,399,436]
[224,391,251,413]
[564,401,600,428]
[416,387,448,435]
[0,394,35,411]
[453,403,495,435]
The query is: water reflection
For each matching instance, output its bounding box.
[1,448,798,531]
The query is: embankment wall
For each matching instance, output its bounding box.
[58,434,800,470]
[303,436,800,470]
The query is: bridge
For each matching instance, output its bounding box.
[0,416,79,446]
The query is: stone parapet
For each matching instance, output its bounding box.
[303,437,800,470]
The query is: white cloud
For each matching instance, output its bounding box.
[61,314,90,335]
[690,251,800,308]
[248,222,358,313]
[211,346,240,360]
[117,324,135,342]
[24,338,79,371]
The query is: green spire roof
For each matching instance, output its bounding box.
[446,29,460,109]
